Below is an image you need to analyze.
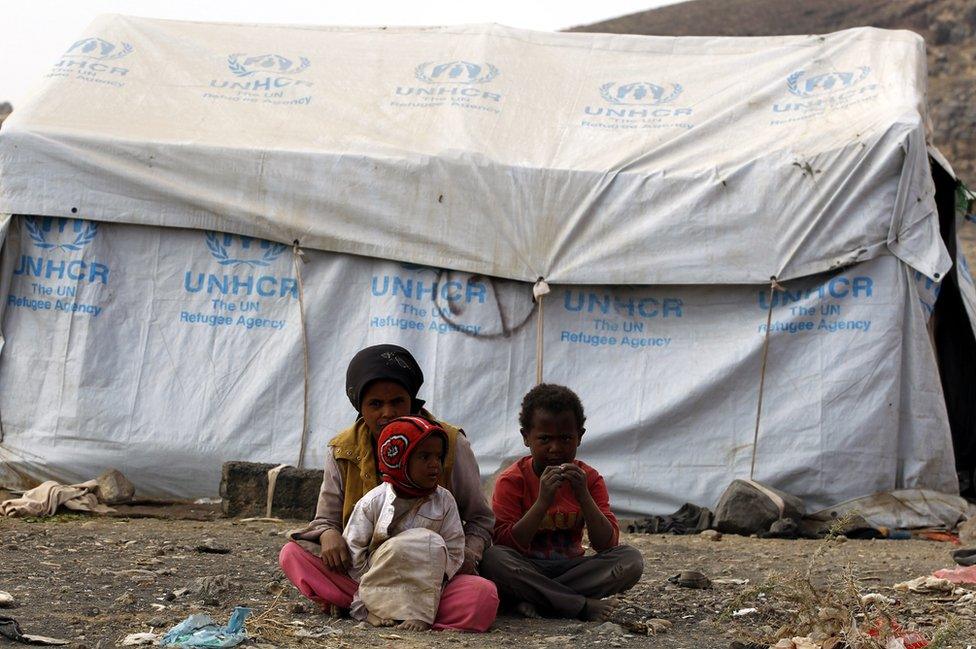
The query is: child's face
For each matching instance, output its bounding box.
[522,408,582,474]
[408,434,445,489]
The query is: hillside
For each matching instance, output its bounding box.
[573,0,976,190]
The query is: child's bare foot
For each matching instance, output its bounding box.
[515,601,541,619]
[396,619,431,631]
[579,596,618,621]
[366,612,395,627]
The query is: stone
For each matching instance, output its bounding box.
[647,619,672,634]
[959,517,976,544]
[713,479,804,536]
[594,622,627,636]
[0,591,14,607]
[188,575,231,600]
[95,468,135,504]
[700,529,722,541]
[220,461,323,519]
[113,592,137,608]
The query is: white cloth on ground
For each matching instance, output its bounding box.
[343,483,464,622]
[0,480,113,517]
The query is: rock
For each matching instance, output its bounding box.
[194,542,231,554]
[700,529,722,541]
[959,517,976,544]
[668,570,712,589]
[295,626,343,639]
[0,591,15,607]
[594,622,627,636]
[220,461,323,519]
[732,607,758,617]
[147,617,167,628]
[290,602,309,614]
[95,468,135,504]
[113,592,137,609]
[714,479,804,536]
[647,619,672,634]
[188,575,231,600]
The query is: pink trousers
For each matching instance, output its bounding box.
[278,542,499,632]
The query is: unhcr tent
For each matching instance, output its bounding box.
[0,15,974,515]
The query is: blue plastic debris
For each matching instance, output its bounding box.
[160,606,251,648]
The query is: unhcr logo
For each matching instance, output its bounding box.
[414,61,499,84]
[599,81,682,105]
[24,217,98,252]
[394,60,502,106]
[786,67,871,98]
[64,37,133,61]
[772,66,878,121]
[50,37,131,83]
[204,232,287,268]
[14,217,110,287]
[583,80,692,123]
[184,232,297,300]
[227,53,310,77]
[206,52,313,105]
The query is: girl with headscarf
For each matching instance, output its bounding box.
[279,344,498,632]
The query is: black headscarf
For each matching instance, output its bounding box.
[345,344,425,413]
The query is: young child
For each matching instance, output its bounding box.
[343,415,465,631]
[480,384,644,620]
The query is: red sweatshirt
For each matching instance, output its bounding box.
[492,456,619,560]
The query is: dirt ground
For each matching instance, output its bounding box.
[1,508,975,649]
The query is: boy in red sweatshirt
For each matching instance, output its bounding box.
[480,384,643,620]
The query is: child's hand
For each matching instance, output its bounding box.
[560,463,589,501]
[537,465,566,505]
[319,529,352,573]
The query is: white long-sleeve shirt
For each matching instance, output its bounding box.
[343,482,465,582]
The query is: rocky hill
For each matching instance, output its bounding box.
[573,0,976,189]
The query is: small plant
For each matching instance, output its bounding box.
[729,514,938,649]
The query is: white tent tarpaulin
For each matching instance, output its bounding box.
[0,16,964,515]
[0,16,951,284]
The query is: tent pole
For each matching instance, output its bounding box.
[293,242,311,470]
[533,279,551,385]
[751,276,783,480]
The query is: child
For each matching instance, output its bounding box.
[343,415,465,631]
[480,384,644,620]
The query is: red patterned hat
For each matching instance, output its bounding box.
[376,415,447,498]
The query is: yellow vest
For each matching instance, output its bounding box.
[328,410,459,527]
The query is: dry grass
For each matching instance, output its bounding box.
[726,516,965,649]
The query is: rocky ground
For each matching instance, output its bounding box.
[1,508,974,648]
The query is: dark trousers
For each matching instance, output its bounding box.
[480,544,643,618]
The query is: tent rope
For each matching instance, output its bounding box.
[292,241,311,470]
[533,279,551,385]
[750,275,784,480]
[265,463,290,518]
